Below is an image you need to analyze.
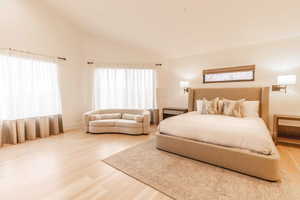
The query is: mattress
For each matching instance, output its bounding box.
[159,112,276,155]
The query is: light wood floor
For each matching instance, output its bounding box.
[0,128,299,200]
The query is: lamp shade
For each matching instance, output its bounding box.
[180,81,190,88]
[277,75,296,85]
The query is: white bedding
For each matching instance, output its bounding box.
[159,112,276,155]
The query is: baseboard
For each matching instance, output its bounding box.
[64,123,81,132]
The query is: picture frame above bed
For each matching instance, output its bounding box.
[203,65,255,83]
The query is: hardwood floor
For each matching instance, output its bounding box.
[0,128,299,200]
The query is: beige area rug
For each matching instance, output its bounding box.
[104,139,299,200]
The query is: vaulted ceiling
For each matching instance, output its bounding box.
[43,0,300,58]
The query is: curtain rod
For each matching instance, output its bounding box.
[86,61,162,67]
[0,48,67,61]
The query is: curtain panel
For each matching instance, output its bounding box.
[0,53,62,120]
[0,115,63,147]
[0,53,63,147]
[93,68,157,109]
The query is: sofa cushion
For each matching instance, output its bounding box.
[90,114,102,121]
[115,119,143,128]
[90,113,121,121]
[122,113,144,122]
[89,119,116,127]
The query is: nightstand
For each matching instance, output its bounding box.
[162,107,188,119]
[273,115,300,146]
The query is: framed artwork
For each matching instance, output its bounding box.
[203,65,255,83]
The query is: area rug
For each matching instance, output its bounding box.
[103,139,299,200]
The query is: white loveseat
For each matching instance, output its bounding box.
[83,109,151,135]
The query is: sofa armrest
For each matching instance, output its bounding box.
[142,110,151,134]
[83,111,97,132]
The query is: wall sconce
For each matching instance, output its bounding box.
[180,81,190,93]
[272,75,296,93]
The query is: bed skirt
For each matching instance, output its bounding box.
[0,114,64,147]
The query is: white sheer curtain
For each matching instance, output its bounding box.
[0,53,62,120]
[93,68,157,109]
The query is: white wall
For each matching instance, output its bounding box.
[158,37,300,124]
[0,0,86,130]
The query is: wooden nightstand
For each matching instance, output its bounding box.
[273,115,300,146]
[162,107,188,119]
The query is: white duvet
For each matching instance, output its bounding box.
[159,112,276,155]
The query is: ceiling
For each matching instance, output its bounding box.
[42,0,300,59]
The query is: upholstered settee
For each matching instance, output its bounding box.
[83,109,151,135]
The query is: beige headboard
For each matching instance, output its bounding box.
[188,87,270,127]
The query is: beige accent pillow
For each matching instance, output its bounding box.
[202,97,219,114]
[217,99,224,114]
[122,113,144,122]
[223,99,245,117]
[91,113,121,120]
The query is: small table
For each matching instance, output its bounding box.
[162,107,188,119]
[273,114,300,145]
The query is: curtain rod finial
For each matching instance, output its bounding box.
[57,57,67,61]
[87,61,94,65]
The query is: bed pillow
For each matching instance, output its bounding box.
[223,98,245,117]
[203,97,219,114]
[217,99,224,114]
[197,99,218,114]
[196,100,204,113]
[242,101,260,118]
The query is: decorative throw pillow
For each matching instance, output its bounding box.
[100,113,122,119]
[202,97,219,114]
[122,113,144,122]
[223,98,245,117]
[242,101,259,118]
[91,113,121,120]
[217,99,224,114]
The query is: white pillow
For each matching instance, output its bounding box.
[196,100,204,113]
[242,101,259,118]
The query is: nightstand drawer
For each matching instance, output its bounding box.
[163,110,186,115]
[278,119,300,127]
[162,107,188,119]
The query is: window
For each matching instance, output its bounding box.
[94,68,157,109]
[203,65,255,83]
[0,54,62,120]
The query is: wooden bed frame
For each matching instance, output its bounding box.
[156,87,280,181]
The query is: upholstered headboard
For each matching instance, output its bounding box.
[188,87,270,127]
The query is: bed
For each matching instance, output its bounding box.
[156,87,280,181]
